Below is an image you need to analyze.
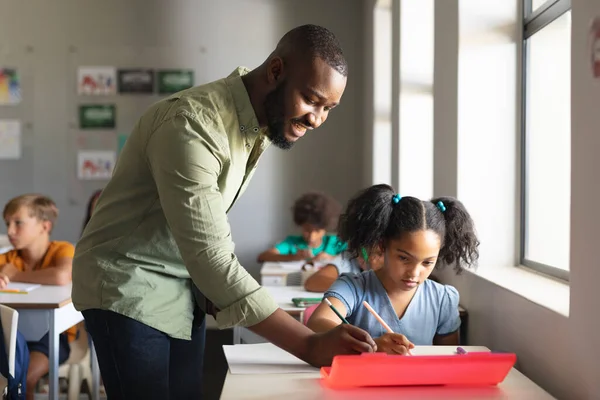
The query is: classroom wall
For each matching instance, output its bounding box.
[437,0,600,398]
[0,0,366,278]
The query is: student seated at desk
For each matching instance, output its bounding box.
[303,248,384,292]
[307,185,479,355]
[258,192,346,262]
[0,194,76,400]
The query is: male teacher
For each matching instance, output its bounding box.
[72,24,376,399]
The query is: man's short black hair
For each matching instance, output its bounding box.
[276,24,348,77]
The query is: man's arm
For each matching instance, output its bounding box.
[146,112,375,366]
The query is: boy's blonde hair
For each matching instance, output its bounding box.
[3,194,59,230]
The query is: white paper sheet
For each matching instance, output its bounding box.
[4,282,41,292]
[0,120,21,159]
[223,343,318,375]
[410,345,490,356]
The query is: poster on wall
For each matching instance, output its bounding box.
[77,150,116,180]
[117,133,128,154]
[78,66,117,95]
[157,69,194,94]
[118,69,154,94]
[0,119,21,159]
[79,104,116,129]
[0,68,21,105]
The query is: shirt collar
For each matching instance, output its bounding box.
[225,67,266,138]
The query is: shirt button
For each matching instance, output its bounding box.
[246,143,251,148]
[253,127,259,133]
[240,125,245,131]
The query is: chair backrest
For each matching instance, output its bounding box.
[302,304,319,326]
[0,305,18,377]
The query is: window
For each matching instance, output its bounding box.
[522,0,571,280]
[372,3,392,185]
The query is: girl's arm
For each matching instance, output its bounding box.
[303,264,339,292]
[257,248,311,262]
[306,297,348,333]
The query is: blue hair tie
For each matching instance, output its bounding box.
[436,201,446,213]
[392,194,402,204]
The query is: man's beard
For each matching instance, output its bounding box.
[263,79,294,150]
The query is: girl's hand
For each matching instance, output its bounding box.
[374,333,415,355]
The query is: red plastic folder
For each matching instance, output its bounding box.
[320,352,517,389]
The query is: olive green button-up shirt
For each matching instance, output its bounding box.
[72,67,279,339]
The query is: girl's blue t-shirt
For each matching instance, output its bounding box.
[325,270,460,345]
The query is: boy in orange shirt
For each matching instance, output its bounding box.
[0,194,75,400]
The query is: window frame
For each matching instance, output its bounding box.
[520,0,571,281]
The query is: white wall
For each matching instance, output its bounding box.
[569,0,600,396]
[0,0,366,279]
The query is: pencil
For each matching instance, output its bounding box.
[362,300,393,333]
[363,300,412,355]
[324,298,350,324]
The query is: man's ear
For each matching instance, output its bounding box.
[266,56,285,84]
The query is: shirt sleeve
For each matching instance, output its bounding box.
[324,274,362,317]
[146,111,278,329]
[54,242,75,259]
[436,285,461,335]
[324,235,347,255]
[274,236,294,255]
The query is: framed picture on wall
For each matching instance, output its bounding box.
[0,68,21,105]
[78,66,117,95]
[117,69,154,94]
[77,150,116,180]
[157,69,194,94]
[79,104,116,129]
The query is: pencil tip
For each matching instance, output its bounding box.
[324,298,332,306]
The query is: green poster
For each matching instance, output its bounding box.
[117,133,128,154]
[157,70,194,94]
[79,104,116,129]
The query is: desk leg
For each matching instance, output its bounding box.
[90,341,100,400]
[48,310,59,400]
[233,326,241,345]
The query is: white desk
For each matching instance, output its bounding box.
[260,261,305,286]
[0,284,99,400]
[233,286,320,345]
[220,344,555,400]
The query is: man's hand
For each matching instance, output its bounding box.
[305,324,377,367]
[374,333,415,355]
[0,263,19,280]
